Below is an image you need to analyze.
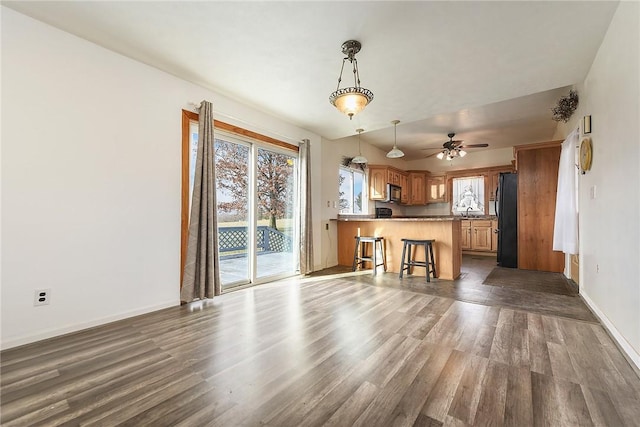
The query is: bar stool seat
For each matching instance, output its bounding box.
[352,236,387,276]
[399,239,437,281]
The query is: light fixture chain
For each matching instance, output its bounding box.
[335,58,347,91]
[352,58,361,88]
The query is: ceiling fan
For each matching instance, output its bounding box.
[424,133,489,160]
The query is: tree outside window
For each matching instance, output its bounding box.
[339,167,365,214]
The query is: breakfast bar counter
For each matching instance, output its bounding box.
[337,217,462,280]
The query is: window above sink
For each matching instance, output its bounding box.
[452,176,485,216]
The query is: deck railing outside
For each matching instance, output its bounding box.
[218,226,293,259]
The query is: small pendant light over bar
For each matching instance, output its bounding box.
[386,120,405,158]
[329,40,374,120]
[352,128,367,164]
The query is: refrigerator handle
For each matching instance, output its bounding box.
[495,185,499,218]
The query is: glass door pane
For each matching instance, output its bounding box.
[255,147,297,280]
[214,138,251,288]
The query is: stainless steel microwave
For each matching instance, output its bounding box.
[386,184,402,203]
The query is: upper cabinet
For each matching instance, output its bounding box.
[368,165,409,202]
[487,167,513,201]
[426,175,446,203]
[387,169,402,186]
[368,166,388,200]
[408,172,426,205]
[399,172,409,204]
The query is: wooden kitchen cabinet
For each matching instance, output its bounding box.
[368,166,388,200]
[426,175,446,203]
[399,172,409,204]
[491,219,498,251]
[388,169,402,186]
[408,172,426,205]
[461,220,472,250]
[488,167,514,201]
[471,220,493,251]
[461,219,496,252]
[369,166,409,202]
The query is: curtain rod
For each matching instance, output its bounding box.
[187,101,304,145]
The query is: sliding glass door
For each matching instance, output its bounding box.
[214,137,251,286]
[187,120,299,290]
[255,147,297,280]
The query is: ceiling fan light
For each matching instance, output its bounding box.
[459,149,467,157]
[436,151,445,160]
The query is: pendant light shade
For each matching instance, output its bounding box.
[352,128,368,164]
[386,120,405,158]
[329,40,374,120]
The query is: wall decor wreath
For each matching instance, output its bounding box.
[551,90,579,123]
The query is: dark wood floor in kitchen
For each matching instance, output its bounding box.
[2,257,639,426]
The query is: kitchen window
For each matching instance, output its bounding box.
[339,166,366,214]
[452,176,485,215]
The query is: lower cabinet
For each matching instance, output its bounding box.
[461,219,496,252]
[461,220,472,250]
[471,220,493,251]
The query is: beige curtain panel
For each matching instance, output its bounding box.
[181,100,221,302]
[299,139,314,275]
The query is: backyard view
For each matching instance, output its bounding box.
[190,124,298,288]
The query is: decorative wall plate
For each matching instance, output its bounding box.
[580,137,593,172]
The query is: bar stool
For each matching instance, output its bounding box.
[352,236,387,276]
[399,239,437,282]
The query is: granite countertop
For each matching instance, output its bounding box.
[336,216,462,222]
[335,215,497,222]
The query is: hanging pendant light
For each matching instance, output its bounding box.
[329,40,374,120]
[386,120,405,158]
[352,128,368,164]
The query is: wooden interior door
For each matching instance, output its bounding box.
[517,145,564,272]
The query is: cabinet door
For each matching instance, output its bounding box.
[471,221,493,251]
[426,176,446,203]
[461,221,472,250]
[489,172,499,201]
[491,220,498,252]
[369,168,387,200]
[388,169,401,185]
[399,173,409,204]
[409,173,426,205]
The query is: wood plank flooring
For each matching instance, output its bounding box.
[2,258,639,426]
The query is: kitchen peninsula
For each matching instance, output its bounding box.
[337,217,462,280]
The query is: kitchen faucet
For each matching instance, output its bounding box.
[466,207,473,218]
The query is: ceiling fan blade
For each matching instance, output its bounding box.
[425,151,443,158]
[459,143,489,148]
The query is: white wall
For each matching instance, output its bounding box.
[556,2,639,367]
[1,7,322,349]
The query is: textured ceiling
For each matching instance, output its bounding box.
[4,1,618,160]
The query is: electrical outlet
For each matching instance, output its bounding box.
[34,289,51,306]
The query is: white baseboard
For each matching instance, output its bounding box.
[1,300,178,351]
[581,290,640,371]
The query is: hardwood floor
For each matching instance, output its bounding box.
[2,258,639,426]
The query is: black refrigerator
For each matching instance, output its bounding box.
[496,172,518,268]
